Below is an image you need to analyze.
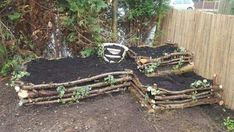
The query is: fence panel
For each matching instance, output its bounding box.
[160,10,234,109]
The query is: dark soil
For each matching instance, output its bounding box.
[22,55,208,91]
[129,44,178,58]
[0,80,231,132]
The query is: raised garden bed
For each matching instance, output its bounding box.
[128,43,194,77]
[14,44,223,110]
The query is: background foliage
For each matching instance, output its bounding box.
[0,0,169,76]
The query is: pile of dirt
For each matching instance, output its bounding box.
[22,55,209,91]
[129,44,178,58]
[22,56,135,84]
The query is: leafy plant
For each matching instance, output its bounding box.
[0,55,23,76]
[57,86,66,98]
[57,0,108,45]
[147,86,161,95]
[80,47,96,58]
[104,75,116,85]
[7,12,22,22]
[191,91,198,100]
[6,71,30,87]
[72,86,91,102]
[190,79,211,89]
[96,44,104,57]
[172,56,185,70]
[143,61,161,74]
[224,117,234,131]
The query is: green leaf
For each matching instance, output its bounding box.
[80,48,95,58]
[8,12,22,22]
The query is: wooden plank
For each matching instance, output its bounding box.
[160,10,234,109]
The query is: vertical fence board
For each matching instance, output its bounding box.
[160,10,234,109]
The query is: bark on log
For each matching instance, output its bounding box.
[154,91,213,101]
[22,71,133,90]
[26,76,132,98]
[145,63,194,77]
[155,98,220,110]
[23,88,127,105]
[21,83,131,105]
[155,86,221,95]
[154,94,214,104]
[128,87,152,110]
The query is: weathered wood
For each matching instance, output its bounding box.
[156,98,220,110]
[22,71,133,90]
[128,87,152,110]
[145,63,194,77]
[154,91,213,100]
[21,83,131,105]
[22,88,127,105]
[160,9,234,109]
[154,94,214,104]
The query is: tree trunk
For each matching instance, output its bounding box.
[112,0,118,42]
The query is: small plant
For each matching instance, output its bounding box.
[144,61,161,74]
[80,47,95,58]
[190,79,211,89]
[57,86,66,98]
[7,71,30,87]
[104,75,116,85]
[224,117,234,131]
[72,86,91,102]
[176,47,186,53]
[7,11,22,23]
[147,86,161,96]
[96,45,104,57]
[191,91,198,100]
[172,56,185,70]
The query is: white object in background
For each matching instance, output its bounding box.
[103,43,129,63]
[169,0,195,10]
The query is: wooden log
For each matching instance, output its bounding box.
[22,88,127,105]
[137,52,193,64]
[154,91,213,100]
[128,87,152,110]
[155,86,221,95]
[155,97,220,110]
[154,94,214,104]
[131,82,146,97]
[145,63,194,77]
[26,76,132,98]
[21,70,133,90]
[127,49,137,59]
[23,82,131,103]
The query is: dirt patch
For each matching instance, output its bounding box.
[0,81,229,132]
[22,55,209,91]
[129,44,178,58]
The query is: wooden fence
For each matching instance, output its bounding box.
[160,9,234,109]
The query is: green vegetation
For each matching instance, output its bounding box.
[57,86,66,98]
[0,0,170,76]
[190,79,211,89]
[80,47,96,58]
[147,86,161,95]
[143,61,161,74]
[57,0,108,44]
[104,75,116,85]
[172,56,185,70]
[72,86,91,102]
[125,0,169,45]
[224,117,234,131]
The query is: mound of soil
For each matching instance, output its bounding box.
[22,55,209,91]
[129,44,178,58]
[22,56,134,84]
